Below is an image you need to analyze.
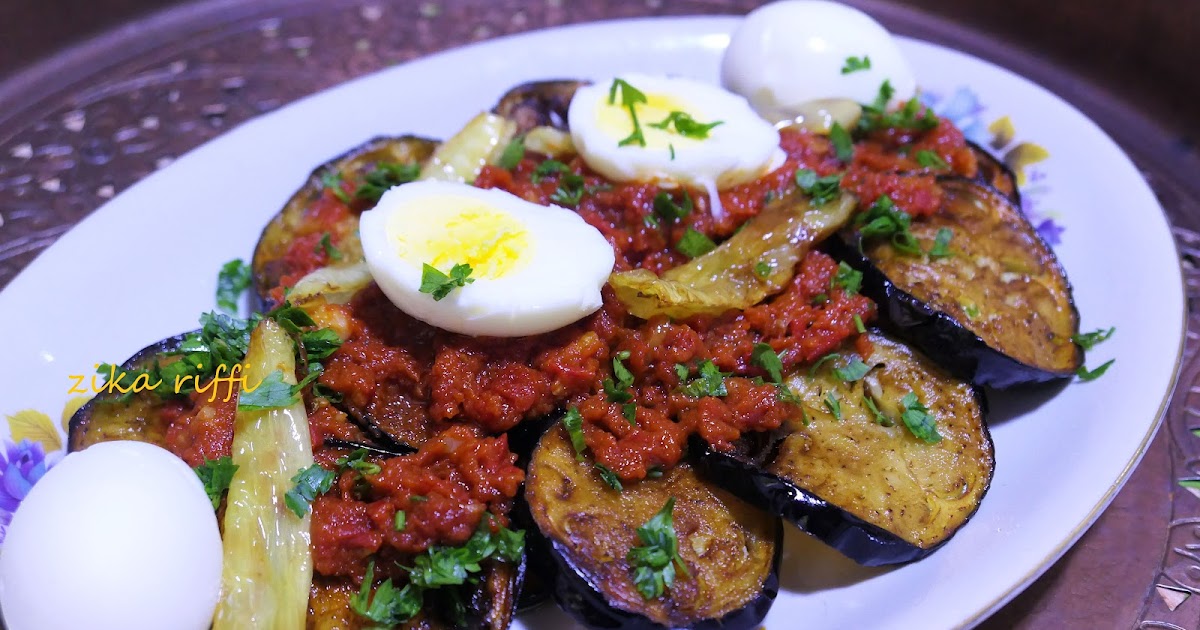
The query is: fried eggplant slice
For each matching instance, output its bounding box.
[830,177,1080,387]
[526,424,781,630]
[492,80,586,133]
[698,332,993,566]
[967,141,1019,204]
[252,135,438,309]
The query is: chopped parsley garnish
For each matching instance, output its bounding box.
[853,314,866,333]
[195,456,238,509]
[284,463,336,517]
[608,78,649,147]
[675,228,717,258]
[604,350,637,424]
[858,80,938,132]
[963,303,981,319]
[648,111,723,139]
[841,55,872,74]
[900,392,942,443]
[829,122,855,162]
[351,520,524,625]
[1072,327,1115,351]
[238,369,299,410]
[928,227,954,259]
[301,328,342,360]
[531,159,569,184]
[833,357,871,382]
[831,261,863,295]
[419,263,475,300]
[855,195,922,255]
[669,143,676,160]
[216,258,252,314]
[751,343,784,383]
[562,407,587,461]
[824,391,842,420]
[679,360,728,398]
[336,448,382,476]
[355,162,420,203]
[653,190,693,221]
[394,510,407,531]
[1077,359,1115,382]
[864,395,892,426]
[266,301,316,333]
[754,261,773,279]
[808,352,841,377]
[915,150,949,169]
[498,135,526,169]
[794,168,843,206]
[550,172,586,207]
[595,463,623,492]
[316,233,343,261]
[320,170,351,203]
[811,293,829,305]
[628,497,690,600]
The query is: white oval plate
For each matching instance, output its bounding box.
[0,16,1183,630]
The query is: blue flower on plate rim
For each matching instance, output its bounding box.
[921,87,1065,246]
[0,438,60,544]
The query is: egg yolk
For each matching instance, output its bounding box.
[386,197,531,280]
[595,91,707,150]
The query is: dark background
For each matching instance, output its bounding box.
[3,0,1197,140]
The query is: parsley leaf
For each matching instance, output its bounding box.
[824,391,842,420]
[751,343,784,383]
[603,350,637,420]
[351,561,423,626]
[915,150,949,169]
[675,228,716,258]
[531,159,570,184]
[679,360,728,398]
[653,191,693,222]
[563,407,587,461]
[284,463,336,517]
[216,259,252,314]
[627,497,690,600]
[1077,359,1115,382]
[498,135,526,169]
[394,510,407,531]
[320,170,351,203]
[863,395,892,426]
[195,456,238,509]
[853,314,866,333]
[900,392,942,443]
[829,122,855,162]
[794,169,843,206]
[300,328,342,360]
[238,369,299,410]
[595,463,623,492]
[808,352,841,377]
[550,172,586,207]
[648,111,724,139]
[316,233,343,261]
[841,55,872,74]
[1072,327,1115,351]
[355,162,420,203]
[831,261,863,295]
[928,227,954,259]
[833,357,871,382]
[855,195,922,255]
[754,261,773,279]
[336,448,381,476]
[419,263,475,300]
[608,78,649,147]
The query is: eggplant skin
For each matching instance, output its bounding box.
[967,140,1019,205]
[492,80,586,133]
[68,333,190,453]
[829,177,1080,388]
[526,424,781,630]
[251,135,438,310]
[697,332,994,566]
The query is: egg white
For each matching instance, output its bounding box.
[568,73,783,191]
[721,0,918,122]
[359,181,615,337]
[0,441,223,630]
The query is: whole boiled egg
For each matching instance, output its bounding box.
[359,180,615,337]
[722,0,917,122]
[0,441,223,630]
[568,73,783,191]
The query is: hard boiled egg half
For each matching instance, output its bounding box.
[722,0,917,122]
[359,181,615,337]
[568,73,783,191]
[0,441,223,630]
